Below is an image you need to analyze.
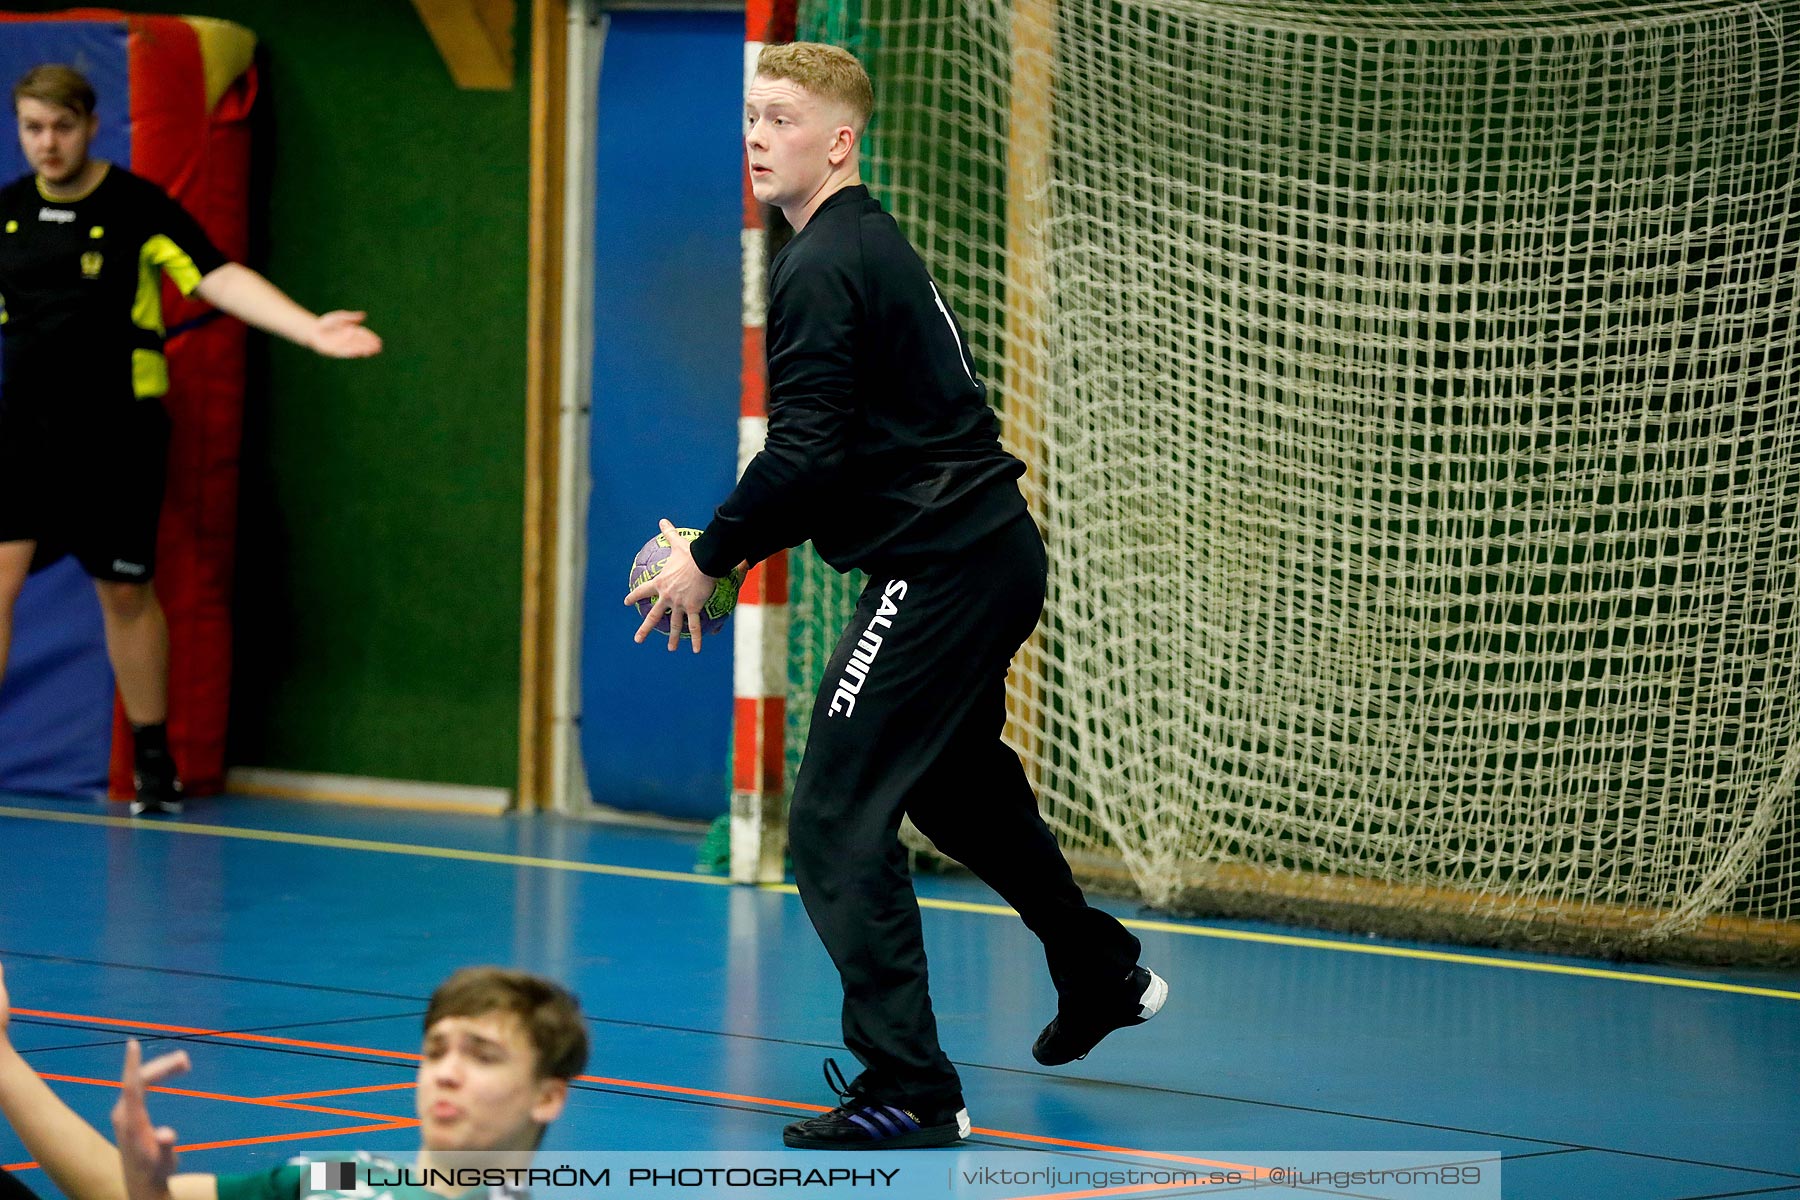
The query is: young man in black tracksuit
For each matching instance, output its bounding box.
[627,42,1166,1150]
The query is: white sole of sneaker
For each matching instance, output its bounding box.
[1137,969,1169,1020]
[782,1122,969,1151]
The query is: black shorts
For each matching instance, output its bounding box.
[0,399,171,583]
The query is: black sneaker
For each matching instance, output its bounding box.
[1032,965,1167,1066]
[130,753,184,817]
[782,1059,970,1150]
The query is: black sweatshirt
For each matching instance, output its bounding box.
[689,185,1026,579]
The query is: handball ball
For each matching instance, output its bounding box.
[629,527,746,638]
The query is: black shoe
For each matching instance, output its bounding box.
[1032,965,1167,1066]
[131,754,184,817]
[782,1059,969,1150]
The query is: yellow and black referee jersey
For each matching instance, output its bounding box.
[0,163,228,404]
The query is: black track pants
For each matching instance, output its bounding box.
[787,513,1143,1109]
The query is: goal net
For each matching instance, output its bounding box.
[784,0,1800,960]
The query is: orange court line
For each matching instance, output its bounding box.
[5,1119,419,1173]
[38,1073,413,1122]
[172,1120,419,1155]
[264,1067,821,1119]
[578,1072,829,1111]
[11,1007,425,1060]
[16,1007,1249,1172]
[261,1081,418,1102]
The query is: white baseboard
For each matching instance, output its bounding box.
[225,768,511,815]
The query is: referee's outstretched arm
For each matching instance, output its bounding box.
[193,262,382,359]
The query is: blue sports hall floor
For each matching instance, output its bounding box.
[0,792,1795,1199]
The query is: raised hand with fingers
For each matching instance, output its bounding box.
[110,1039,191,1200]
[623,518,722,653]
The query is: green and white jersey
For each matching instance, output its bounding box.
[212,1151,527,1200]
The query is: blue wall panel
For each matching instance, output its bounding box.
[0,20,132,182]
[580,11,743,819]
[0,558,112,795]
[0,20,132,797]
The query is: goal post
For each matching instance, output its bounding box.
[729,0,798,885]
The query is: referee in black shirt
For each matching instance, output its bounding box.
[626,43,1166,1149]
[0,65,381,815]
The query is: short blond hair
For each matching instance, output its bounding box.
[13,64,96,119]
[755,42,872,135]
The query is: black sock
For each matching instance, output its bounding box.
[131,721,170,764]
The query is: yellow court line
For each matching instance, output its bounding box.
[3,804,1797,1003]
[0,804,728,888]
[922,898,1800,1001]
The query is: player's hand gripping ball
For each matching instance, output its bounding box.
[629,527,746,638]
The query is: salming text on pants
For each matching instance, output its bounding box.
[788,511,1143,1110]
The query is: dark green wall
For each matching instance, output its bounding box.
[24,3,534,788]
